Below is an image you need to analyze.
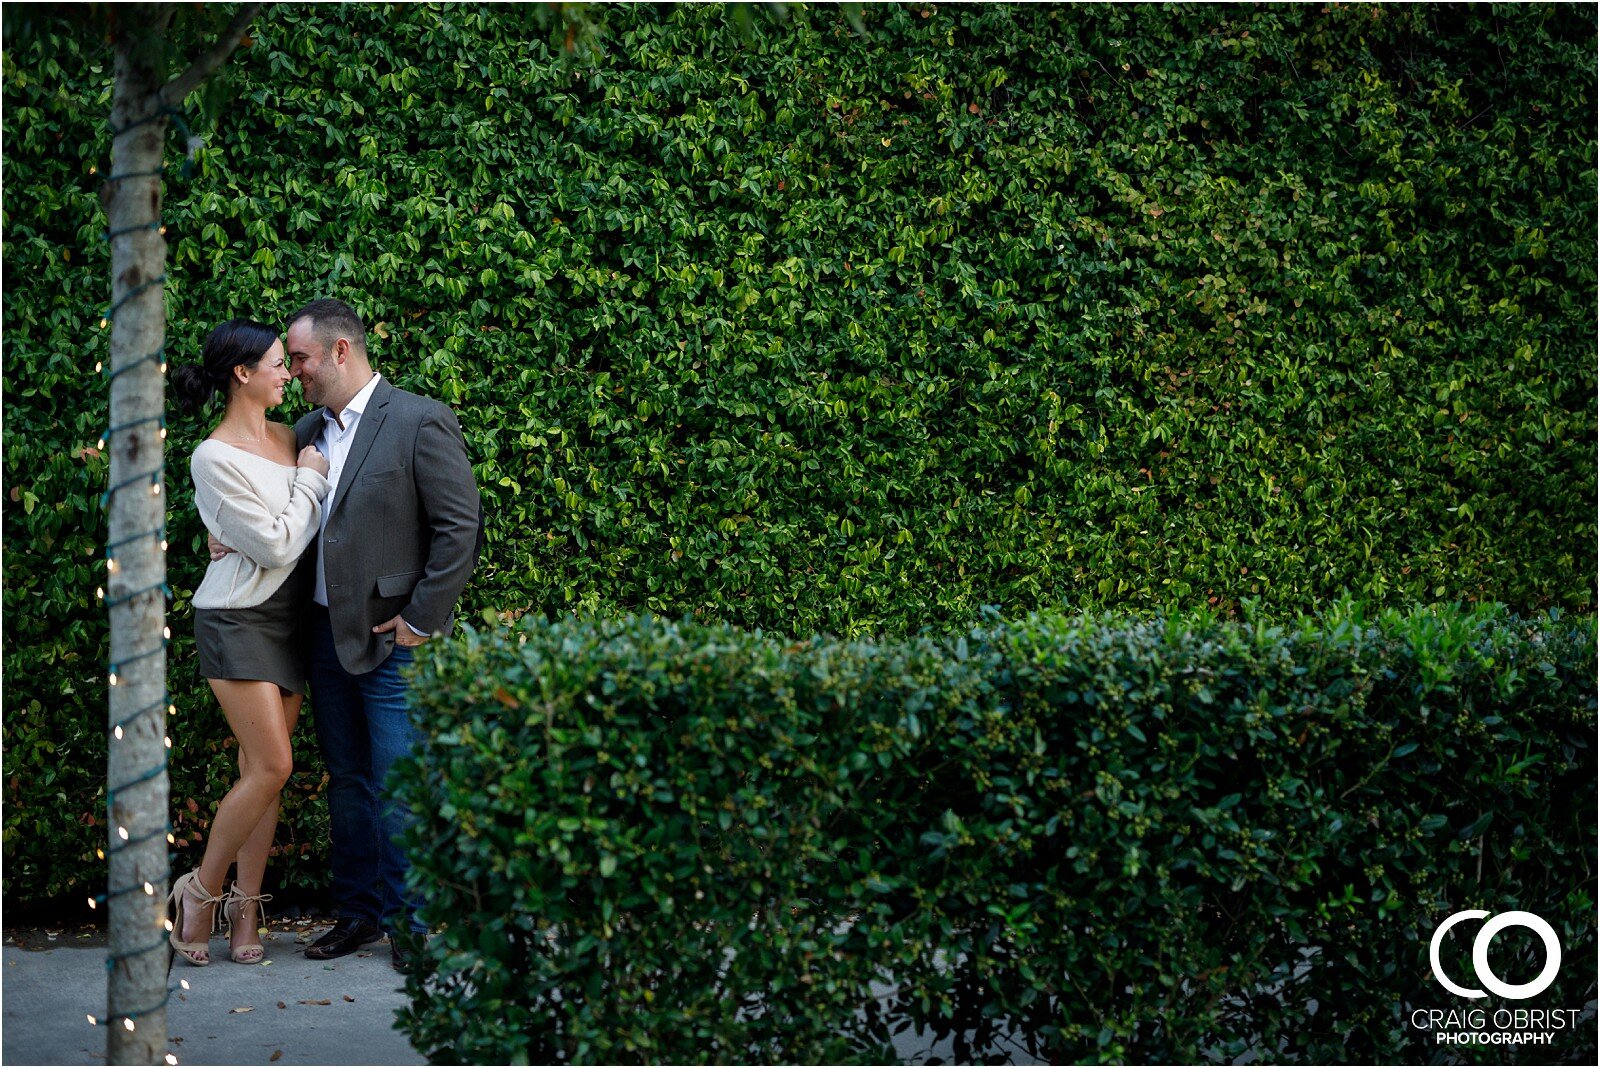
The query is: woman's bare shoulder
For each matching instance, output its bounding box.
[269,421,299,447]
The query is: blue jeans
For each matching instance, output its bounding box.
[307,607,426,933]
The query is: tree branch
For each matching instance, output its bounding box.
[158,2,265,108]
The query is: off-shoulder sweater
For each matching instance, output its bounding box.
[189,440,330,610]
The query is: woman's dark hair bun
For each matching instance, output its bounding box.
[170,363,218,414]
[171,318,279,416]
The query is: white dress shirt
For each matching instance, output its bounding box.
[311,373,427,637]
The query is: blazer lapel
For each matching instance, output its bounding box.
[326,380,392,521]
[296,411,324,450]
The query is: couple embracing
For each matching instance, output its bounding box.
[167,298,480,972]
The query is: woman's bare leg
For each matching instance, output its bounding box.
[228,692,302,956]
[180,679,294,961]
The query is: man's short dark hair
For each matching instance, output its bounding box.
[287,298,367,355]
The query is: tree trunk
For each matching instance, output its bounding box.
[104,6,176,1063]
[101,4,263,1061]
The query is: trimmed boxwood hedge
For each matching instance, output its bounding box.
[392,605,1596,1065]
[3,4,1595,905]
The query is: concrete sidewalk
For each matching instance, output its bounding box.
[3,925,1045,1066]
[2,924,423,1067]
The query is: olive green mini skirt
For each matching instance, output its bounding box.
[193,567,310,696]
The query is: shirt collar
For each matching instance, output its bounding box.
[325,372,382,430]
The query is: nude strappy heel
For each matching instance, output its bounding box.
[224,884,274,964]
[168,871,226,967]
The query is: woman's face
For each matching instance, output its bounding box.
[238,339,292,408]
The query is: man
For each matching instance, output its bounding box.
[224,298,480,971]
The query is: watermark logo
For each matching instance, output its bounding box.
[1428,910,1562,1001]
[1408,909,1580,1050]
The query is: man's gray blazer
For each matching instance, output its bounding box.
[293,377,480,675]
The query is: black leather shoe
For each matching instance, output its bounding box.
[304,918,383,960]
[389,929,430,974]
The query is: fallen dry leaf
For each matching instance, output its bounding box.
[270,1053,283,1062]
[343,995,355,1003]
[276,1002,287,1010]
[298,999,332,1006]
[229,1007,254,1014]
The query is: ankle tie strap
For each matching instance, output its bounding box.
[181,875,230,934]
[228,886,274,932]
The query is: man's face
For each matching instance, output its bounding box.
[287,320,334,407]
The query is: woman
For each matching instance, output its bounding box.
[169,319,330,965]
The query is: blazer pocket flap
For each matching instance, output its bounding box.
[364,467,404,484]
[376,570,424,598]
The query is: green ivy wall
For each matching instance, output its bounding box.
[3,3,1594,904]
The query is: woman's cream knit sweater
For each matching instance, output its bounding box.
[190,440,330,610]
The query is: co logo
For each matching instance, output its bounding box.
[1430,910,1562,1000]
